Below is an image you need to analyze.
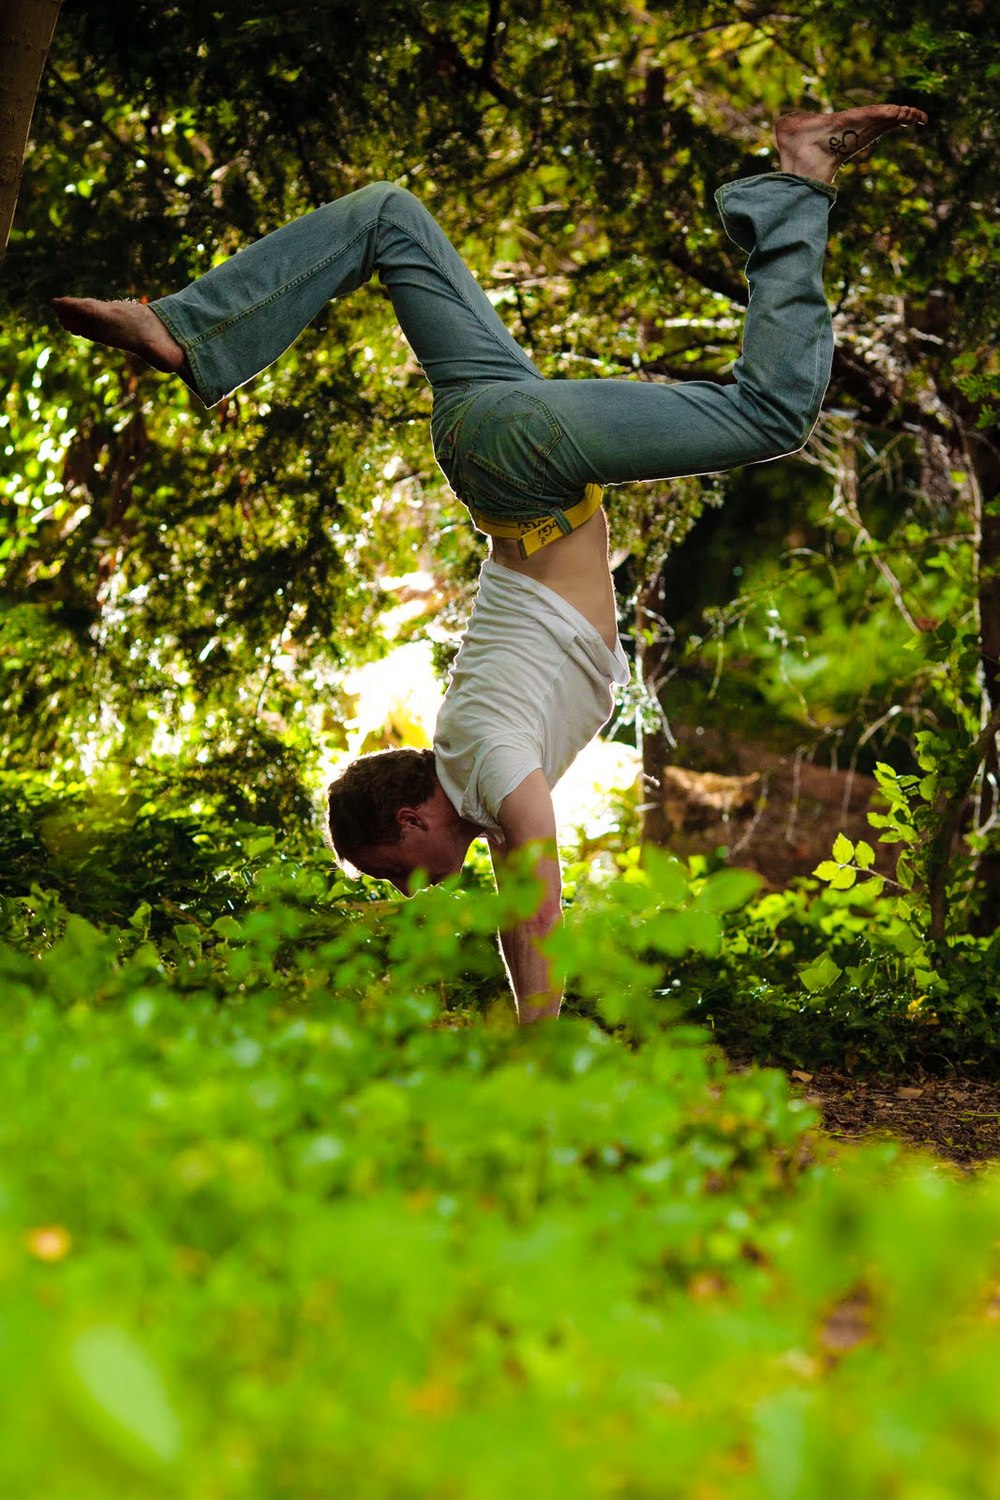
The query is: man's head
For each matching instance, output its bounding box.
[325,747,472,893]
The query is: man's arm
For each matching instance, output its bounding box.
[490,769,563,1024]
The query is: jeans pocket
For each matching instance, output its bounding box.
[464,388,565,514]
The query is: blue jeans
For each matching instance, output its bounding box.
[153,173,836,524]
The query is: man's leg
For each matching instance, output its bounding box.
[52,183,540,406]
[517,104,927,493]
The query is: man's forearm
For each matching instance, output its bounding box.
[498,907,562,1023]
[491,773,564,1024]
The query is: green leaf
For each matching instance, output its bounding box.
[67,1326,181,1468]
[813,861,841,882]
[245,833,276,858]
[832,833,855,864]
[172,923,203,952]
[680,907,722,956]
[799,954,843,993]
[211,915,242,940]
[886,923,921,957]
[642,846,690,906]
[698,868,761,913]
[854,841,876,870]
[830,866,857,890]
[128,901,152,931]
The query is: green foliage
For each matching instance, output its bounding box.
[773,691,1000,1067]
[680,766,999,1073]
[4,8,1000,1485]
[3,786,1000,1495]
[4,0,996,804]
[689,875,1000,1074]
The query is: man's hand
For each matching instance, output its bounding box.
[491,770,563,1024]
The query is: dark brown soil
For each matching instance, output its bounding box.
[788,1070,1000,1168]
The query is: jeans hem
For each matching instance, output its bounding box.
[150,300,220,408]
[715,170,838,214]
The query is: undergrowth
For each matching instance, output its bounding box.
[2,770,1000,1495]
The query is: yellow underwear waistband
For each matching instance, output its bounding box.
[470,482,604,560]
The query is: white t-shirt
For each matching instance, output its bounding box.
[433,559,630,840]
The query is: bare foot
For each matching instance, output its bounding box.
[774,104,928,183]
[50,296,186,375]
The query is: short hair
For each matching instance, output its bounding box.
[325,747,438,864]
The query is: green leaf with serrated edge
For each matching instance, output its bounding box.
[813,861,840,881]
[855,841,876,870]
[830,866,857,890]
[832,832,854,863]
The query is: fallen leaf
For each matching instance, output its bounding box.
[791,1070,814,1084]
[895,1087,925,1100]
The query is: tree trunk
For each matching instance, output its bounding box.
[967,424,1000,716]
[966,421,1000,933]
[0,0,62,263]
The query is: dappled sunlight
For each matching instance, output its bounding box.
[551,738,640,845]
[337,639,443,755]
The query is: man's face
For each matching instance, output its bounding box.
[353,822,463,895]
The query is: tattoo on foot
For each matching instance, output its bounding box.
[828,129,861,158]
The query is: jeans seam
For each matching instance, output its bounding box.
[379,208,540,379]
[179,226,377,351]
[179,197,539,385]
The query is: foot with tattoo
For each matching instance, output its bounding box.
[50,296,187,375]
[774,103,928,184]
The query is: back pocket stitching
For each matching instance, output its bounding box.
[467,392,563,496]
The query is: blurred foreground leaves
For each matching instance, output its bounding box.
[2,781,1000,1495]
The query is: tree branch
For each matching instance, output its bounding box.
[479,0,504,83]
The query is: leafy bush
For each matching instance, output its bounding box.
[2,785,1000,1496]
[641,715,1000,1075]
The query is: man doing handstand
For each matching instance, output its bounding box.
[53,103,927,1023]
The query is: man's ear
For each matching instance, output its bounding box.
[395,805,427,832]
